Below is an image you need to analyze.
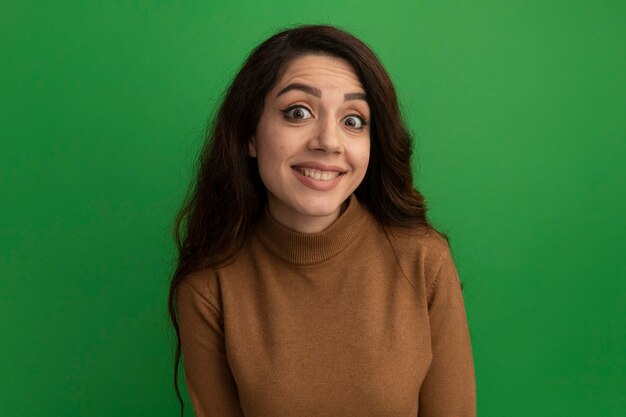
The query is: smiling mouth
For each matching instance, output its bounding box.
[293,167,345,181]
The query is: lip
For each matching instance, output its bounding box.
[291,162,347,173]
[291,165,345,191]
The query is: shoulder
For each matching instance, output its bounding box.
[176,267,223,315]
[382,223,453,293]
[176,238,255,304]
[384,223,451,264]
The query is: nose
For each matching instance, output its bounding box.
[308,115,343,154]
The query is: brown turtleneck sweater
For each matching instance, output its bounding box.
[176,195,476,417]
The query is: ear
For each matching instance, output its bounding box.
[248,135,257,157]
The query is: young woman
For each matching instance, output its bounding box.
[168,24,476,417]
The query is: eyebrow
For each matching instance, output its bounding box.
[275,82,367,102]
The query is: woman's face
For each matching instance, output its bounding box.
[249,54,371,233]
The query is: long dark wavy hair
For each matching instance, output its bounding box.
[168,23,451,416]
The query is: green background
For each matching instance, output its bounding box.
[1,1,624,416]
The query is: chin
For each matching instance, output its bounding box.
[292,194,346,217]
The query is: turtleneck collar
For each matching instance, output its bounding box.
[255,195,369,265]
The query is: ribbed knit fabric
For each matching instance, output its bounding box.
[256,196,368,265]
[176,195,476,417]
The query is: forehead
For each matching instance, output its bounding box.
[271,54,365,94]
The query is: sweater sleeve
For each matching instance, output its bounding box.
[176,279,245,417]
[419,247,476,417]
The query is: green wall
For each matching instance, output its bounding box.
[1,1,624,416]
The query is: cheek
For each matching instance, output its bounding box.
[256,128,300,163]
[257,140,288,167]
[354,140,371,173]
[255,131,294,181]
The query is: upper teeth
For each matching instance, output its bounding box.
[298,168,341,181]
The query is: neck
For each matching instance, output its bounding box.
[267,198,350,234]
[255,194,367,265]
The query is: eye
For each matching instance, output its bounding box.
[281,105,313,121]
[342,114,368,130]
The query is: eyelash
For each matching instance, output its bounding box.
[280,105,369,129]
